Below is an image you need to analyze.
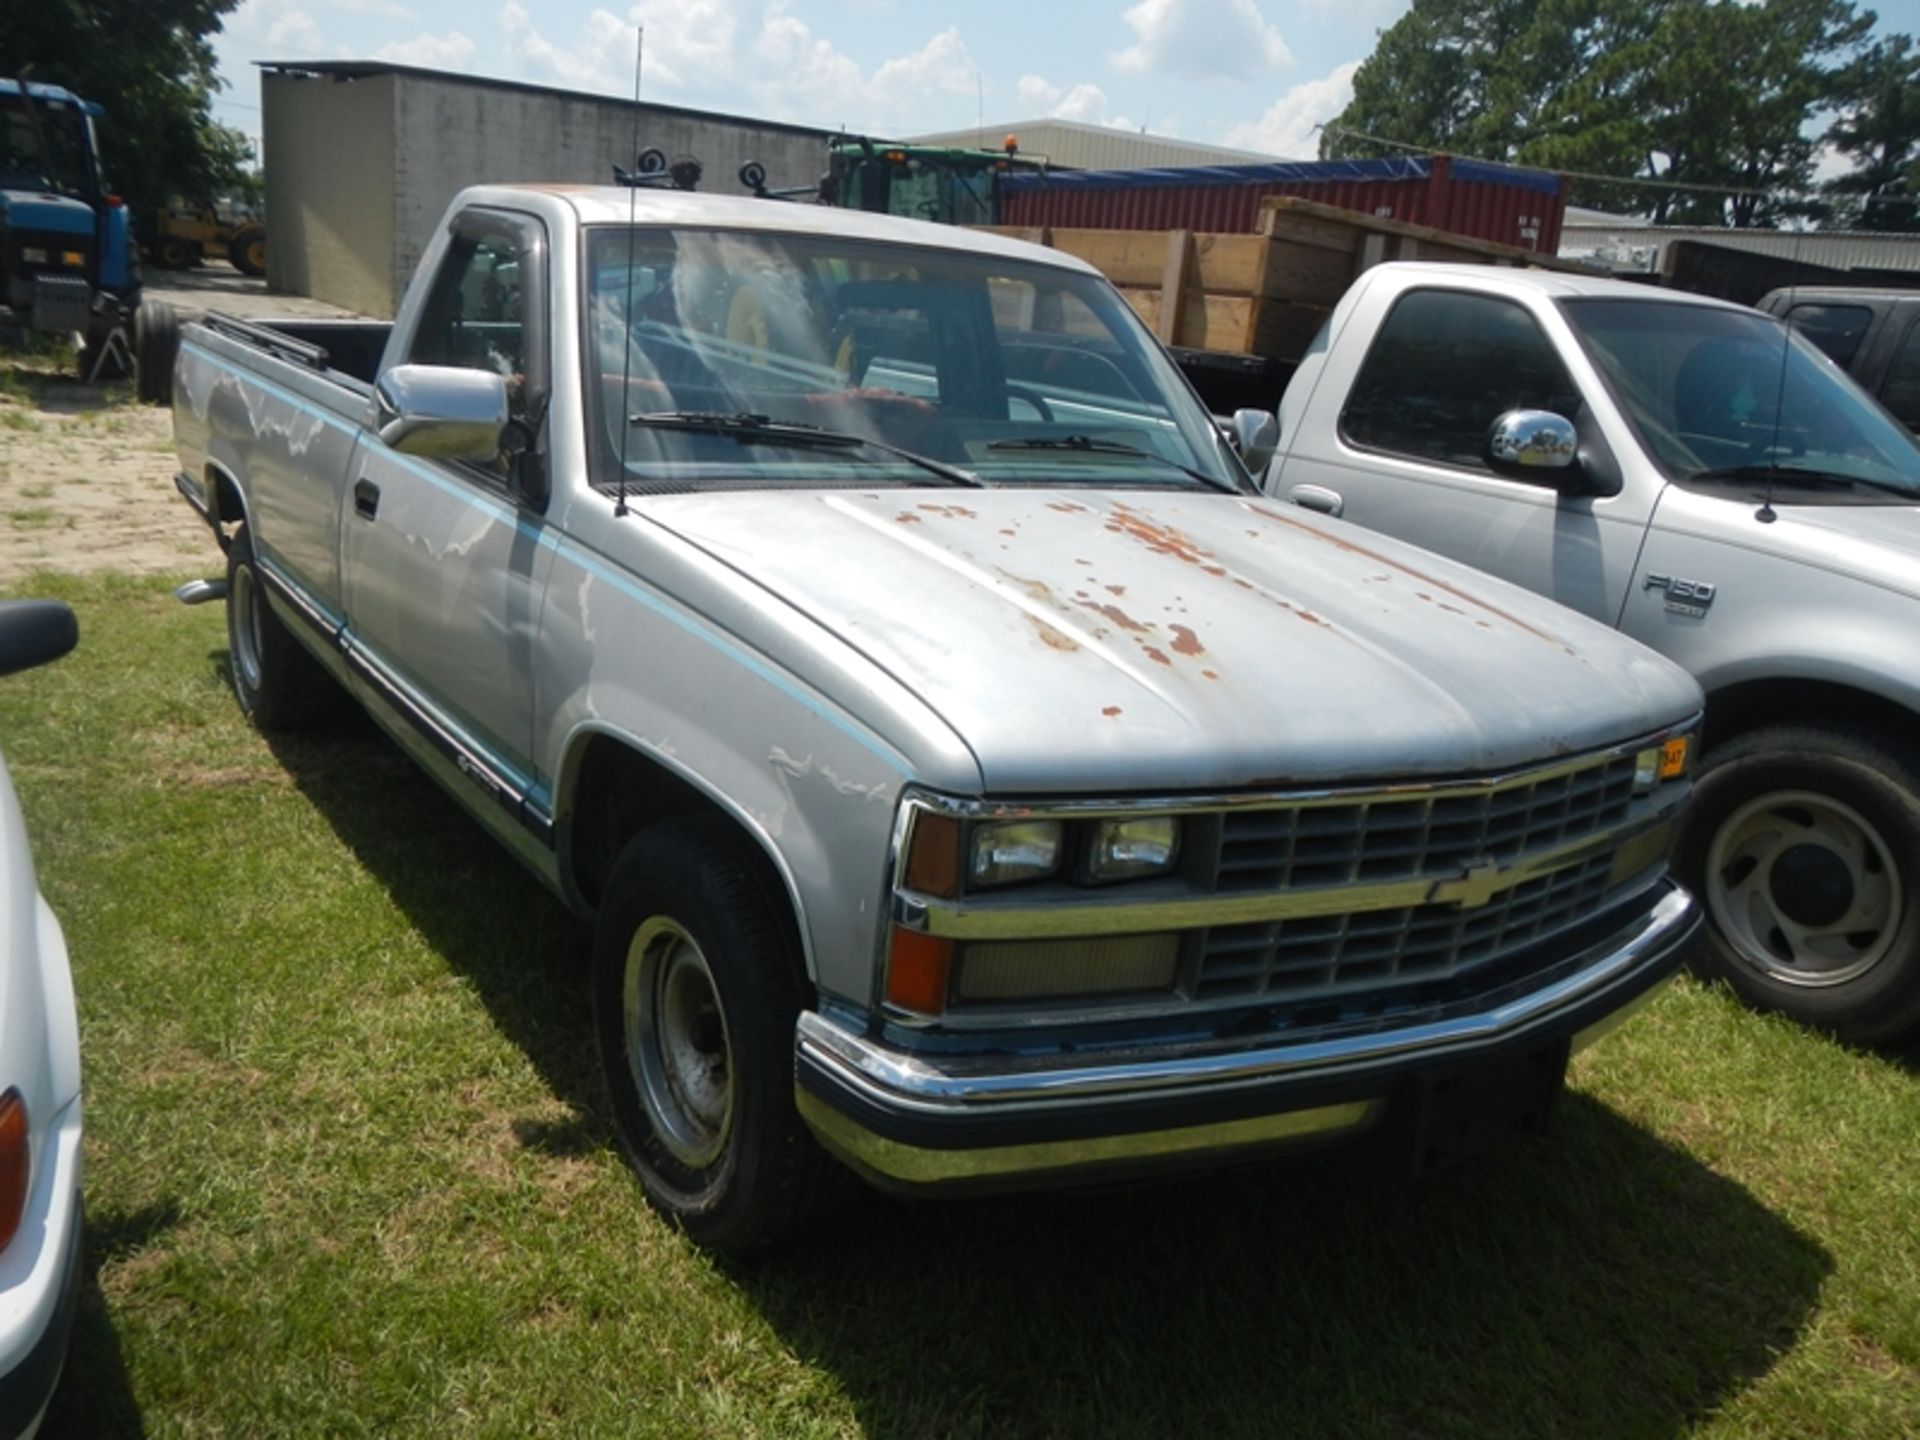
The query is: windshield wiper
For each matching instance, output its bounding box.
[628,411,983,488]
[985,434,1241,493]
[1685,464,1917,500]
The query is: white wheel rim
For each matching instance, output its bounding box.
[1705,788,1903,988]
[624,917,733,1169]
[231,565,264,695]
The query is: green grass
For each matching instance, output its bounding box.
[3,572,1915,1438]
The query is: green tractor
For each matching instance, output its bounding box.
[819,134,1052,227]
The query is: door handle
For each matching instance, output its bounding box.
[353,478,380,521]
[1289,483,1343,517]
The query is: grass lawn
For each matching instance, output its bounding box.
[4,571,1916,1438]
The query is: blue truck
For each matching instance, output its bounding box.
[1,77,176,400]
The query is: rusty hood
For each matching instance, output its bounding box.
[642,488,1702,794]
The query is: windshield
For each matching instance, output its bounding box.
[0,96,97,198]
[1562,297,1920,501]
[582,226,1242,495]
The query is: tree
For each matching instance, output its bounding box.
[1323,0,1881,227]
[1824,34,1920,230]
[0,0,250,214]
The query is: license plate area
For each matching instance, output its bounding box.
[1401,1040,1569,1174]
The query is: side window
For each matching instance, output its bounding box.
[1340,289,1584,472]
[1879,317,1920,433]
[1784,303,1873,369]
[409,231,529,415]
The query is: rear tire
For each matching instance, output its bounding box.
[134,302,179,406]
[591,817,848,1253]
[155,236,194,271]
[1677,724,1920,1045]
[225,524,335,732]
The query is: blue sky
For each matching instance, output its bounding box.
[209,0,1420,160]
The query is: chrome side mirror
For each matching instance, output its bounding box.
[374,364,509,462]
[1229,408,1281,475]
[1488,409,1577,471]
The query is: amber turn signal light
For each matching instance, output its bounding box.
[1660,736,1690,780]
[885,926,952,1015]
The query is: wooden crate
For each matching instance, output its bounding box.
[980,195,1592,362]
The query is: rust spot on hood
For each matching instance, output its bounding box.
[1031,617,1080,652]
[1105,584,1127,596]
[918,503,978,519]
[1169,624,1205,657]
[1048,500,1089,514]
[1142,646,1172,666]
[894,512,923,524]
[1102,705,1122,717]
[1245,502,1566,646]
[1079,600,1150,633]
[1104,500,1220,571]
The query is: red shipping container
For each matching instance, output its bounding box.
[998,153,1567,255]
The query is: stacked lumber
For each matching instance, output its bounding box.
[981,195,1594,362]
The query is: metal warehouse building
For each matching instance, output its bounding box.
[908,118,1277,173]
[260,61,833,316]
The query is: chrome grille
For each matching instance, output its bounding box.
[1213,753,1637,893]
[1196,853,1618,1000]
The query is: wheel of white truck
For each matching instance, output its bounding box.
[225,524,335,731]
[591,816,847,1253]
[1678,724,1920,1045]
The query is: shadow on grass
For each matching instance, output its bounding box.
[41,1202,181,1439]
[257,693,1832,1440]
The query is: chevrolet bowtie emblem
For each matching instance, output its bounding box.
[1429,860,1507,909]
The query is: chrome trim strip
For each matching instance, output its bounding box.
[904,812,1677,941]
[799,886,1695,1113]
[797,1086,1381,1185]
[894,718,1701,830]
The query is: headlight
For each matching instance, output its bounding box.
[1632,734,1693,794]
[1084,816,1180,883]
[969,820,1063,888]
[21,246,47,265]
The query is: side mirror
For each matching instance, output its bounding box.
[374,364,509,462]
[1229,407,1281,475]
[0,600,78,679]
[1488,409,1577,473]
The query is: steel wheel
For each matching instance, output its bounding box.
[624,917,734,1170]
[1705,788,1901,988]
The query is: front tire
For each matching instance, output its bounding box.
[225,524,334,731]
[1677,724,1920,1044]
[592,817,846,1253]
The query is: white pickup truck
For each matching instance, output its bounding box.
[1256,263,1920,1044]
[171,188,1706,1250]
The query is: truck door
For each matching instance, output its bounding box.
[340,206,554,809]
[1273,285,1654,625]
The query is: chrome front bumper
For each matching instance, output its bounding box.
[795,884,1698,1192]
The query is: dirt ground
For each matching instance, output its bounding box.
[1,264,361,588]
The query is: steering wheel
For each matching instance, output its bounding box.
[1002,384,1054,422]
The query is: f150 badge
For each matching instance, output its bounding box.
[1643,574,1716,617]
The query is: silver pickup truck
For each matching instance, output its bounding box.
[1259,263,1920,1044]
[173,186,1702,1251]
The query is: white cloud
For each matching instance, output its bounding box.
[1113,0,1292,82]
[227,0,325,54]
[1011,74,1121,126]
[333,0,415,16]
[1223,59,1359,158]
[372,30,478,70]
[501,2,978,130]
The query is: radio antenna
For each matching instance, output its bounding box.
[613,26,644,518]
[1756,195,1804,527]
